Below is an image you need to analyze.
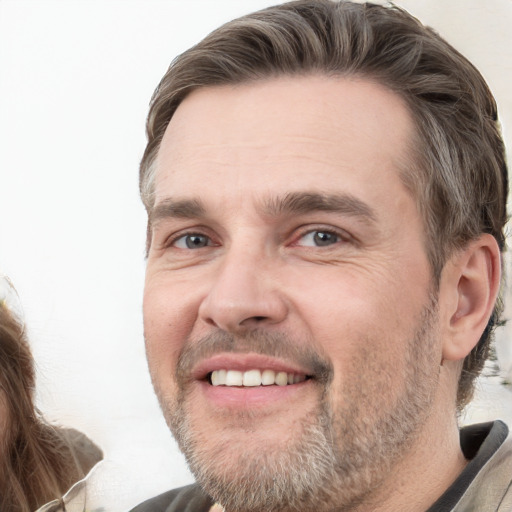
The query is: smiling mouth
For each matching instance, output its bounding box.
[208,369,311,387]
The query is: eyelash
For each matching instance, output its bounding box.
[292,226,350,248]
[164,230,216,250]
[163,225,350,251]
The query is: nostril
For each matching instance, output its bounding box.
[252,316,267,322]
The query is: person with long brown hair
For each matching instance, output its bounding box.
[0,279,102,512]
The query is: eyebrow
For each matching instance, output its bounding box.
[262,192,377,222]
[149,198,206,226]
[150,191,377,225]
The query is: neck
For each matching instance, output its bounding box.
[353,423,465,512]
[345,375,467,512]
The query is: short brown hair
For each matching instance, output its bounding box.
[139,0,508,409]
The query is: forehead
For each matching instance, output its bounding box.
[154,75,416,211]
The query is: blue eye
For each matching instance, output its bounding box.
[298,230,340,247]
[174,234,211,249]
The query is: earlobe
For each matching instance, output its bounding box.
[441,234,501,362]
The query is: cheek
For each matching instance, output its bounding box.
[294,268,420,339]
[143,278,198,380]
[291,268,427,384]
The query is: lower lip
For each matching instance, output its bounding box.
[198,379,313,409]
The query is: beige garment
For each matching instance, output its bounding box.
[452,432,512,511]
[34,428,103,512]
[34,475,88,512]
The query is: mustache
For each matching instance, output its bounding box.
[176,330,333,385]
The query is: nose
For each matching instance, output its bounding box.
[198,248,288,333]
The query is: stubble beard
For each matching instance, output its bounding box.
[152,297,440,512]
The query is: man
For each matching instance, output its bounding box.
[132,1,511,511]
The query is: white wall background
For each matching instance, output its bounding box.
[0,1,511,510]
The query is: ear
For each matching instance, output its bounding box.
[440,234,501,362]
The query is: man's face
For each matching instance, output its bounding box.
[144,76,442,511]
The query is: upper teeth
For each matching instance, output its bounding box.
[210,369,306,387]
